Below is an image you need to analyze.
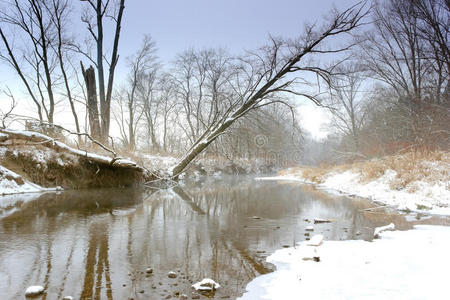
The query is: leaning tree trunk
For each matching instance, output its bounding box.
[169,3,367,177]
[82,64,102,140]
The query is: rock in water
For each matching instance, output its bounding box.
[180,294,188,300]
[192,278,220,291]
[25,286,44,297]
[314,218,332,224]
[374,223,395,238]
[168,271,177,278]
[307,234,324,246]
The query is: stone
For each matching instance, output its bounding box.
[305,226,314,231]
[307,234,324,246]
[314,218,332,224]
[192,278,220,291]
[180,294,188,300]
[168,271,177,278]
[146,267,153,274]
[25,286,44,297]
[62,297,73,300]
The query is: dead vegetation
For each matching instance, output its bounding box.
[281,151,450,190]
[0,145,143,188]
[0,129,150,188]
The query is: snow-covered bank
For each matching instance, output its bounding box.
[239,225,450,300]
[264,151,450,215]
[0,165,58,195]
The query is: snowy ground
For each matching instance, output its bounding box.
[239,225,450,300]
[257,168,450,215]
[0,165,57,195]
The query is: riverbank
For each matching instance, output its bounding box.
[0,129,276,194]
[239,225,450,300]
[262,151,450,215]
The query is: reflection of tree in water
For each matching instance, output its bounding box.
[81,222,112,300]
[3,178,447,299]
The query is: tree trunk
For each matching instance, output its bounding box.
[82,64,101,140]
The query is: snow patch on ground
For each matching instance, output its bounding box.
[320,169,450,214]
[239,225,450,300]
[0,165,55,195]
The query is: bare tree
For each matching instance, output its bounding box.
[0,87,17,128]
[80,0,125,142]
[357,0,449,149]
[327,64,367,153]
[0,0,59,124]
[47,0,81,138]
[168,2,369,176]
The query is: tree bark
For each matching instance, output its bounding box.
[82,64,102,140]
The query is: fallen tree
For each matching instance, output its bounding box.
[168,2,369,177]
[0,128,144,171]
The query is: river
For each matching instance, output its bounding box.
[1,175,448,299]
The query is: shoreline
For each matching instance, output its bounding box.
[255,173,450,216]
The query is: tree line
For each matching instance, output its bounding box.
[1,0,447,174]
[319,0,449,163]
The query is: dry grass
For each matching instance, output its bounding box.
[282,150,450,189]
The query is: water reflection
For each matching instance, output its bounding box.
[0,176,449,299]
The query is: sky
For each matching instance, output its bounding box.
[0,0,362,139]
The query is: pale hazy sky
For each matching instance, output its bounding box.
[1,0,361,137]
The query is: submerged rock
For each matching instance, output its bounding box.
[25,285,44,297]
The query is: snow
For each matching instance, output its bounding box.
[258,169,450,215]
[373,223,395,238]
[25,285,44,296]
[306,234,323,246]
[192,278,221,291]
[1,129,139,168]
[305,225,314,231]
[239,225,450,300]
[0,165,57,195]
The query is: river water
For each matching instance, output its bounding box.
[1,176,448,299]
